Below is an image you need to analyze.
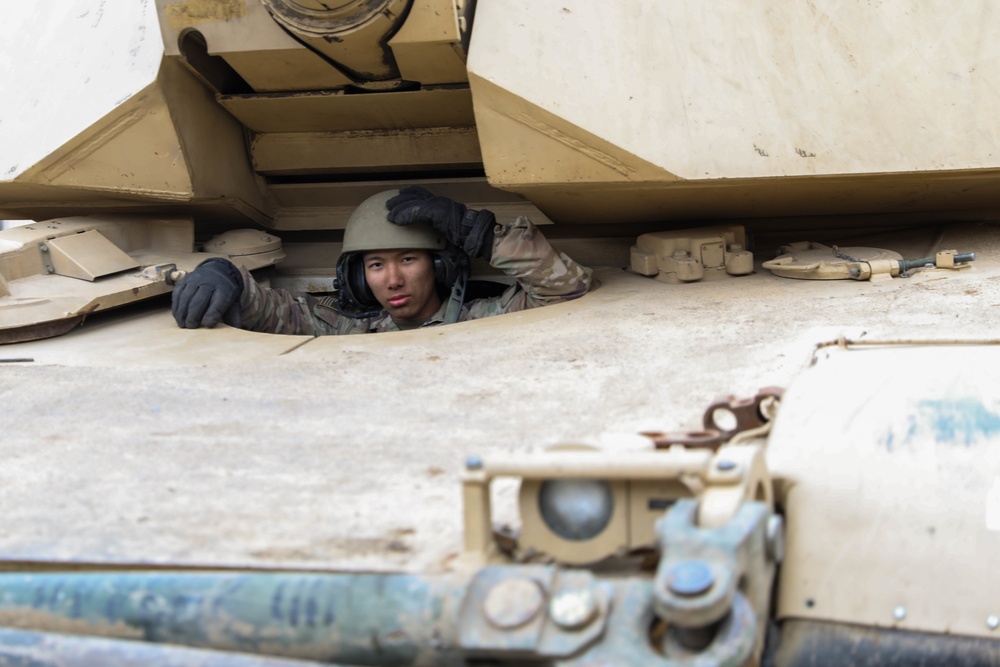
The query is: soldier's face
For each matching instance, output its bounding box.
[363,249,441,324]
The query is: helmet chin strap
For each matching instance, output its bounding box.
[442,264,470,325]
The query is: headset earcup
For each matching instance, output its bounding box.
[433,255,448,286]
[348,257,377,308]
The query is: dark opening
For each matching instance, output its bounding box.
[178,29,254,95]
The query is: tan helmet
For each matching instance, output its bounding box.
[341,189,447,254]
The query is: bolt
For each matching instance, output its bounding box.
[39,243,48,252]
[850,267,861,278]
[465,455,483,471]
[666,560,715,597]
[716,459,736,472]
[766,515,785,563]
[483,578,544,630]
[549,589,598,630]
[893,606,906,621]
[988,615,999,630]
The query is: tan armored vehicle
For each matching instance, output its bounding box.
[1,2,999,664]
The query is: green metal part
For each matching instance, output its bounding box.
[0,571,465,665]
[0,502,777,666]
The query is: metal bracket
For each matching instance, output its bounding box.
[653,499,779,661]
[458,566,610,659]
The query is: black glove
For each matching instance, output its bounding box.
[386,186,496,261]
[171,258,244,329]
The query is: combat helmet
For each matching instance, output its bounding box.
[335,189,466,317]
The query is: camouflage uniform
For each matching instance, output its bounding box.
[237,216,593,335]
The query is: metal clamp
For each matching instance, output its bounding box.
[652,499,778,662]
[703,386,783,441]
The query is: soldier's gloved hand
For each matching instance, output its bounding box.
[171,258,244,329]
[386,185,496,261]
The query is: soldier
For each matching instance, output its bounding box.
[171,187,593,334]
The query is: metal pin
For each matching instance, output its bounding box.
[893,606,906,621]
[465,455,483,471]
[987,615,999,630]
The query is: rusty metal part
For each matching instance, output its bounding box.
[0,316,85,345]
[703,386,784,440]
[644,429,726,451]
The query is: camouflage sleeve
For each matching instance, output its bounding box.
[236,267,342,335]
[466,216,593,318]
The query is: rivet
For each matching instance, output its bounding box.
[716,459,736,471]
[893,606,906,621]
[666,560,715,597]
[549,589,598,630]
[465,455,483,471]
[483,578,543,629]
[39,243,48,252]
[987,615,999,630]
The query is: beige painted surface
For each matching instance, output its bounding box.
[8,2,1000,226]
[769,344,1000,640]
[158,0,354,91]
[1,223,997,583]
[0,2,162,181]
[470,1,1000,180]
[1,2,1000,644]
[468,1,1000,222]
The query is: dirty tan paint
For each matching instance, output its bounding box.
[164,0,248,29]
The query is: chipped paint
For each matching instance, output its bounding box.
[917,398,1000,445]
[888,398,1000,450]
